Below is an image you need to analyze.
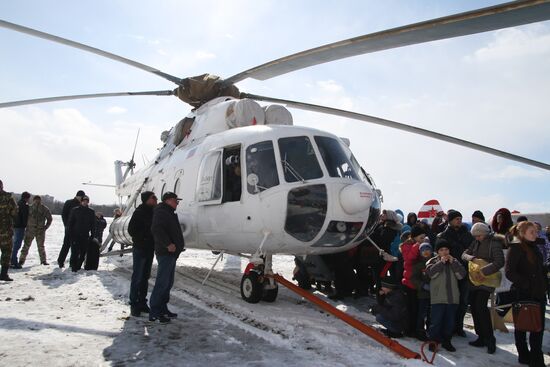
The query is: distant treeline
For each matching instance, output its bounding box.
[12,192,122,217]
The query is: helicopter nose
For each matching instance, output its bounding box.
[339,182,374,215]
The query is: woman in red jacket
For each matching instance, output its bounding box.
[400,225,426,336]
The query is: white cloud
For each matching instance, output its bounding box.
[316,80,343,93]
[106,106,127,114]
[465,26,550,63]
[195,50,217,60]
[480,165,546,180]
[0,107,160,205]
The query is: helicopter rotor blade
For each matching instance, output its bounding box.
[242,93,550,172]
[0,19,183,85]
[0,90,174,109]
[227,0,550,83]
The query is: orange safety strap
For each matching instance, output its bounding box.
[269,274,421,360]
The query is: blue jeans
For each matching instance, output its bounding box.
[11,228,25,265]
[456,277,469,332]
[376,314,402,334]
[149,255,177,318]
[417,298,430,333]
[129,247,154,307]
[429,304,458,342]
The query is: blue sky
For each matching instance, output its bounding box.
[1,0,549,219]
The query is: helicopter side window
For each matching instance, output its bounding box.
[278,136,322,183]
[197,150,223,203]
[222,145,242,203]
[314,136,359,180]
[246,141,279,194]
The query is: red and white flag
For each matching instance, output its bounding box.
[418,199,444,224]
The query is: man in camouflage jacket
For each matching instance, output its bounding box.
[0,180,18,281]
[19,195,53,266]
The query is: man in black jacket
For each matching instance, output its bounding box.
[57,190,85,268]
[11,191,30,268]
[128,191,157,317]
[68,195,95,272]
[437,209,473,337]
[149,192,185,323]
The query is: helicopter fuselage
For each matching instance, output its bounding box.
[113,98,381,257]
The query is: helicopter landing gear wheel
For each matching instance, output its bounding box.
[262,283,278,302]
[240,271,263,303]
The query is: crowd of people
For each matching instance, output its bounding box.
[315,207,549,366]
[0,182,110,279]
[1,178,549,363]
[0,179,186,325]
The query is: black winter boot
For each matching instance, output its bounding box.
[517,345,530,365]
[469,337,486,347]
[0,266,13,281]
[486,336,496,354]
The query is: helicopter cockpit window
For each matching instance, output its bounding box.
[278,136,322,183]
[314,136,359,180]
[246,141,279,194]
[197,151,222,203]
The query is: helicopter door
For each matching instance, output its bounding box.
[197,146,244,246]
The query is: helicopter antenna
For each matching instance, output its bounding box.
[129,128,140,175]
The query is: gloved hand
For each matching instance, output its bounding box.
[422,284,430,292]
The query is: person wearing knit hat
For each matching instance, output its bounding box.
[57,190,86,268]
[410,225,425,240]
[371,277,408,338]
[426,238,467,352]
[411,239,433,341]
[435,238,450,252]
[400,224,426,337]
[462,221,505,354]
[128,191,158,317]
[140,191,155,203]
[472,210,485,224]
[447,209,462,224]
[470,222,491,238]
[437,209,473,338]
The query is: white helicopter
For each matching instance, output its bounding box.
[2,1,550,304]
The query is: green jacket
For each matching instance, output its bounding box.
[426,256,466,305]
[410,258,430,299]
[27,203,53,231]
[0,190,18,238]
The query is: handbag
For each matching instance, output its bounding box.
[512,301,542,332]
[468,259,502,288]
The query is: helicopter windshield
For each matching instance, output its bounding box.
[278,136,323,183]
[246,141,280,194]
[314,136,359,180]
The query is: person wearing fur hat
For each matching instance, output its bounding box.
[462,222,505,354]
[400,225,425,337]
[410,239,433,341]
[371,279,409,338]
[128,191,158,317]
[426,238,467,352]
[365,210,403,294]
[437,209,473,337]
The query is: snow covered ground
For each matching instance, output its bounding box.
[0,215,549,366]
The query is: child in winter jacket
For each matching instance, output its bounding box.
[399,225,426,336]
[410,239,432,341]
[371,280,408,338]
[426,238,466,352]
